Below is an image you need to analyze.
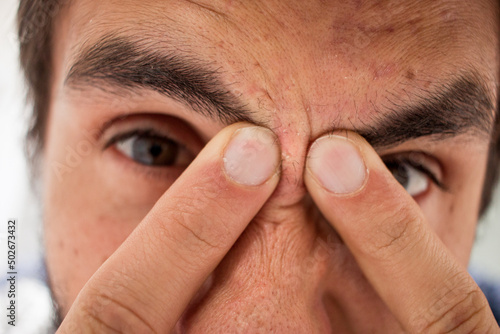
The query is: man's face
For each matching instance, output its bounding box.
[43,0,498,331]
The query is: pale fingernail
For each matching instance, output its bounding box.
[223,126,280,186]
[308,135,367,194]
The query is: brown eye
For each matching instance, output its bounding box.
[385,160,430,197]
[114,131,194,167]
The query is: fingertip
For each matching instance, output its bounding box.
[305,132,368,196]
[222,126,281,187]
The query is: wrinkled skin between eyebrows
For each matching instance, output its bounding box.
[44,0,498,332]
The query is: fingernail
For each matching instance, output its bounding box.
[308,135,367,194]
[223,126,280,186]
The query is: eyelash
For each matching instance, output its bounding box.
[103,133,183,186]
[382,156,447,191]
[104,129,176,151]
[103,121,447,194]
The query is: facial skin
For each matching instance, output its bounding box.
[43,0,499,332]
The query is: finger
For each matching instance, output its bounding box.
[58,124,281,333]
[304,131,498,333]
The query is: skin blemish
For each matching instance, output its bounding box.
[405,69,416,80]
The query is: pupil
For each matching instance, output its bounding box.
[149,144,163,157]
[132,136,178,166]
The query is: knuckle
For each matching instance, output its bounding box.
[412,274,492,333]
[79,286,156,334]
[152,192,234,257]
[171,209,225,251]
[363,207,424,261]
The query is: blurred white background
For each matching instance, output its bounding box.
[1,0,54,333]
[0,0,499,331]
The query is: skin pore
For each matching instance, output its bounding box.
[43,0,499,332]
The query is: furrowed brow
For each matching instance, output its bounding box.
[359,74,496,148]
[65,35,253,124]
[65,35,495,149]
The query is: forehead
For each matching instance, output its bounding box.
[59,0,498,124]
[66,0,498,67]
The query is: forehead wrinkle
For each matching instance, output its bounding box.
[323,1,495,69]
[181,0,232,21]
[66,0,226,55]
[60,0,499,129]
[67,0,494,78]
[210,1,489,79]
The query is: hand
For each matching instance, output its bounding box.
[57,124,281,333]
[304,131,499,333]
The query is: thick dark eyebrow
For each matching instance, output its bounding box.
[65,35,254,124]
[65,35,495,148]
[358,74,495,148]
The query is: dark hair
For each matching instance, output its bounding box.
[17,0,500,215]
[18,0,62,157]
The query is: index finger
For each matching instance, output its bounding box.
[304,132,499,333]
[58,124,281,333]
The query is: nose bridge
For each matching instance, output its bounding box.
[266,109,313,208]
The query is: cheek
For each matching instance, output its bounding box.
[41,118,169,314]
[417,187,481,267]
[42,163,141,315]
[43,208,127,315]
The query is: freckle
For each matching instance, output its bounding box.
[405,69,416,80]
[449,203,455,214]
[73,248,79,256]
